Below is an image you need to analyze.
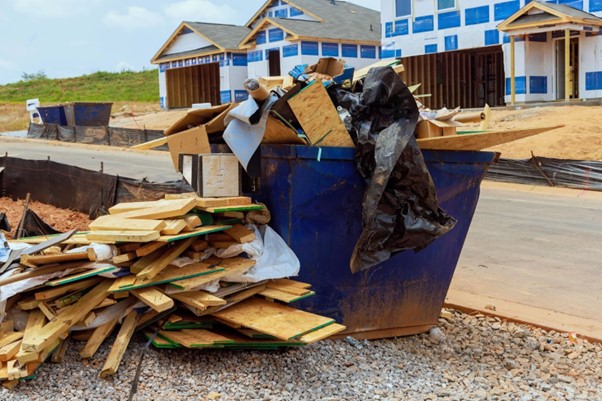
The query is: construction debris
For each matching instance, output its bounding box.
[0,195,345,389]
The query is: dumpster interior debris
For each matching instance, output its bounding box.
[0,195,345,385]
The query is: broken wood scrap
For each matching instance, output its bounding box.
[20,248,96,267]
[224,224,256,243]
[100,310,138,379]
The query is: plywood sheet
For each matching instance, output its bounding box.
[287,81,354,147]
[166,125,211,171]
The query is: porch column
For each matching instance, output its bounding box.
[510,35,516,105]
[565,29,570,102]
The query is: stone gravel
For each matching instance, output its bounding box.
[3,310,601,401]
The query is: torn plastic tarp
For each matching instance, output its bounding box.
[331,66,457,273]
[223,95,278,171]
[18,209,61,238]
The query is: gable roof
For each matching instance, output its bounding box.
[151,22,251,64]
[498,1,602,32]
[245,0,323,27]
[240,1,380,47]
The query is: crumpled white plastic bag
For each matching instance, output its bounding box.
[217,224,299,283]
[67,244,118,261]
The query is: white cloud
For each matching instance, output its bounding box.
[13,0,100,18]
[104,6,163,30]
[0,58,17,70]
[164,0,239,24]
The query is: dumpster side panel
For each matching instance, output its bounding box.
[259,145,496,338]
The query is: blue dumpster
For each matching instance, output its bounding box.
[64,102,113,126]
[37,105,68,125]
[258,145,498,339]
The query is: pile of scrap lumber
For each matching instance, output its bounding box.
[0,196,344,389]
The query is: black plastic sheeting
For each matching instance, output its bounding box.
[0,213,10,232]
[486,157,602,191]
[0,156,193,218]
[27,123,166,149]
[19,209,61,238]
[330,67,457,273]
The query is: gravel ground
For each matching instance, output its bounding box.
[3,310,601,401]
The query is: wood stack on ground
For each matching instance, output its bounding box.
[0,195,345,389]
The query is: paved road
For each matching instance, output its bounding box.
[2,137,600,337]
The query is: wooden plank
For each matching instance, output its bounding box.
[298,323,346,344]
[271,279,312,289]
[15,310,45,364]
[212,297,334,341]
[44,265,118,286]
[182,214,202,231]
[136,237,196,281]
[224,224,256,243]
[130,136,169,150]
[21,281,111,352]
[196,205,264,214]
[136,241,167,257]
[38,302,56,321]
[20,248,96,267]
[165,194,252,208]
[157,225,232,242]
[0,332,24,348]
[210,240,239,249]
[100,311,138,379]
[131,287,174,312]
[35,277,100,300]
[189,239,208,252]
[288,81,354,147]
[0,340,21,362]
[170,291,226,311]
[113,263,223,292]
[158,329,234,348]
[130,248,164,274]
[258,288,315,303]
[417,126,562,151]
[119,243,141,253]
[112,252,138,265]
[89,215,167,232]
[109,198,196,220]
[266,282,312,296]
[160,219,187,235]
[85,230,160,243]
[108,200,161,214]
[50,336,70,363]
[0,262,85,287]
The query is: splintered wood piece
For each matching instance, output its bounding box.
[50,336,70,363]
[157,225,232,242]
[80,316,120,359]
[45,265,118,286]
[288,81,354,147]
[110,199,196,220]
[37,302,56,321]
[18,298,41,311]
[112,252,138,265]
[298,323,346,344]
[0,321,14,337]
[16,310,46,364]
[0,340,21,362]
[417,125,563,151]
[160,219,187,235]
[81,311,97,327]
[158,329,234,348]
[35,277,101,300]
[224,224,256,243]
[212,298,335,340]
[100,311,138,379]
[182,214,202,231]
[170,291,226,311]
[2,378,19,390]
[258,288,315,303]
[0,332,24,350]
[170,258,255,290]
[86,230,160,243]
[266,282,312,296]
[22,281,112,353]
[113,263,221,292]
[189,239,208,252]
[136,241,167,257]
[20,248,96,266]
[136,237,196,281]
[113,291,129,299]
[89,216,167,232]
[94,298,118,310]
[131,287,174,312]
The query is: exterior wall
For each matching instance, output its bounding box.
[250,0,318,28]
[381,0,602,103]
[163,30,212,56]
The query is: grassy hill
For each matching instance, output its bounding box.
[0,69,159,103]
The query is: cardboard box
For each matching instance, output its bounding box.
[178,153,240,198]
[306,57,346,79]
[415,119,463,139]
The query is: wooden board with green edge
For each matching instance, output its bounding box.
[297,323,346,344]
[143,331,180,349]
[9,232,113,245]
[211,297,335,341]
[45,265,118,286]
[211,328,304,348]
[162,320,215,331]
[195,204,265,214]
[168,258,255,291]
[158,329,235,348]
[157,225,232,242]
[257,288,316,303]
[111,263,224,293]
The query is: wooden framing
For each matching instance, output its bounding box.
[565,29,570,102]
[166,63,221,108]
[510,36,516,105]
[498,1,602,32]
[401,46,505,109]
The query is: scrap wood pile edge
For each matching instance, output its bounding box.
[0,195,345,389]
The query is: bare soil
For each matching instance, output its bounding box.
[0,197,91,238]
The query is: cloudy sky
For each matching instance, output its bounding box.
[0,0,379,85]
